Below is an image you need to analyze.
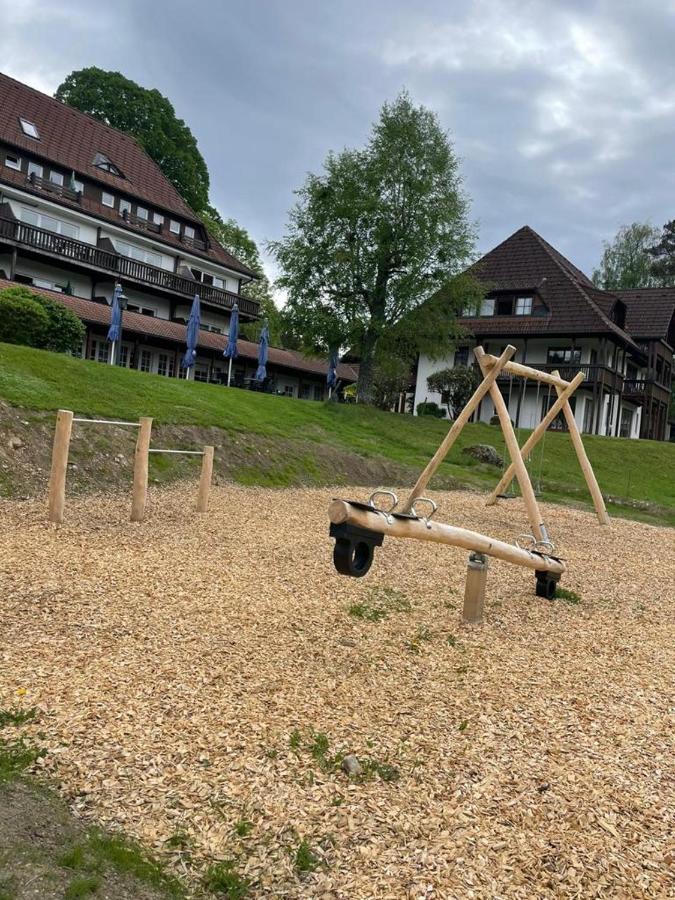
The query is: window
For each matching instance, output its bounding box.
[5,153,21,171]
[117,345,129,368]
[136,206,148,220]
[139,350,153,373]
[49,170,64,187]
[313,385,324,401]
[299,384,311,400]
[547,348,582,366]
[169,220,180,234]
[114,240,162,268]
[515,296,533,315]
[280,385,294,397]
[157,354,171,377]
[184,225,195,240]
[454,346,470,367]
[152,212,164,226]
[119,199,131,217]
[71,176,84,193]
[542,394,575,431]
[480,297,495,316]
[27,161,43,179]
[213,276,225,289]
[102,191,115,208]
[93,152,123,177]
[19,118,40,139]
[87,340,109,364]
[194,366,209,383]
[19,207,79,238]
[495,296,514,316]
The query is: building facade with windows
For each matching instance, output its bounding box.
[0,73,356,398]
[414,227,675,440]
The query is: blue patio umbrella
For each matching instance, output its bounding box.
[327,349,338,393]
[182,294,201,377]
[223,303,239,386]
[106,284,123,365]
[254,321,270,382]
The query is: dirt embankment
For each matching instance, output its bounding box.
[0,401,431,500]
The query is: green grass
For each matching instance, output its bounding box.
[0,707,37,727]
[1,343,674,524]
[203,860,250,898]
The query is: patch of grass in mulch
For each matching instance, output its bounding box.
[555,587,582,604]
[288,728,400,784]
[348,586,411,622]
[202,859,250,898]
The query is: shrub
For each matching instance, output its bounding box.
[416,401,446,418]
[0,286,85,353]
[426,364,479,418]
[0,292,49,348]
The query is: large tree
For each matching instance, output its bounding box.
[269,92,477,402]
[592,222,663,289]
[55,67,210,213]
[648,220,675,285]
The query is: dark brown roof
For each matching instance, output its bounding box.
[611,288,675,342]
[0,73,256,278]
[463,226,642,352]
[0,279,357,382]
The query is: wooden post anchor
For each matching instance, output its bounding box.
[462,552,488,624]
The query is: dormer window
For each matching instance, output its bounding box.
[136,206,148,220]
[169,220,180,234]
[4,153,21,171]
[93,151,123,177]
[480,297,495,316]
[515,296,533,315]
[19,118,40,139]
[184,225,195,240]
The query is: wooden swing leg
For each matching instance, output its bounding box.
[474,347,547,543]
[554,383,610,526]
[486,372,585,504]
[400,344,517,513]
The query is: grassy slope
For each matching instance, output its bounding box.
[1,342,674,524]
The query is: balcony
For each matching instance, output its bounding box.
[120,208,162,234]
[0,215,259,318]
[27,172,82,204]
[497,363,624,391]
[622,379,650,405]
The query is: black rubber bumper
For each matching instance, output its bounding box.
[329,522,385,578]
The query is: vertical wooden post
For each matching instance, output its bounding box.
[462,552,488,624]
[196,445,214,513]
[552,372,610,526]
[130,417,153,523]
[47,409,74,524]
[474,347,546,542]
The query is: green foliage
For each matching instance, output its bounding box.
[648,220,675,285]
[416,401,446,418]
[293,839,319,874]
[348,586,410,621]
[234,819,253,838]
[0,291,49,348]
[0,707,37,727]
[555,587,582,605]
[426,364,479,418]
[359,759,400,782]
[0,737,45,781]
[64,876,100,898]
[271,91,476,402]
[289,729,302,750]
[203,860,250,898]
[592,222,666,289]
[55,67,209,213]
[0,287,84,353]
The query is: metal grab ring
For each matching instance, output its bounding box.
[368,490,399,513]
[410,497,438,520]
[533,539,555,555]
[516,533,537,550]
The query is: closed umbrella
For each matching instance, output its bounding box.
[106,283,123,366]
[254,321,269,383]
[223,303,239,387]
[327,349,338,399]
[182,294,201,379]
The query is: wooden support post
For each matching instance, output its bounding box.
[553,374,610,526]
[47,409,74,524]
[462,552,488,624]
[400,344,516,512]
[487,371,585,504]
[196,445,214,513]
[474,347,547,542]
[130,417,153,523]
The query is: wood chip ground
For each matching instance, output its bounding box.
[1,484,674,898]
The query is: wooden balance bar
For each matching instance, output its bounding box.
[328,499,566,576]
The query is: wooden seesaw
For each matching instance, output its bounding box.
[327,345,607,622]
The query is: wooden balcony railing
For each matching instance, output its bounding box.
[27,172,82,203]
[497,363,624,391]
[121,209,162,234]
[622,379,650,404]
[0,215,259,317]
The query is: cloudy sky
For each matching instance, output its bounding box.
[2,0,674,287]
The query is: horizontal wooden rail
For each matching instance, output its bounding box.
[148,448,204,456]
[482,354,572,389]
[72,417,140,426]
[329,500,566,575]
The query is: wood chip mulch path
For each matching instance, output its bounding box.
[1,484,674,898]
